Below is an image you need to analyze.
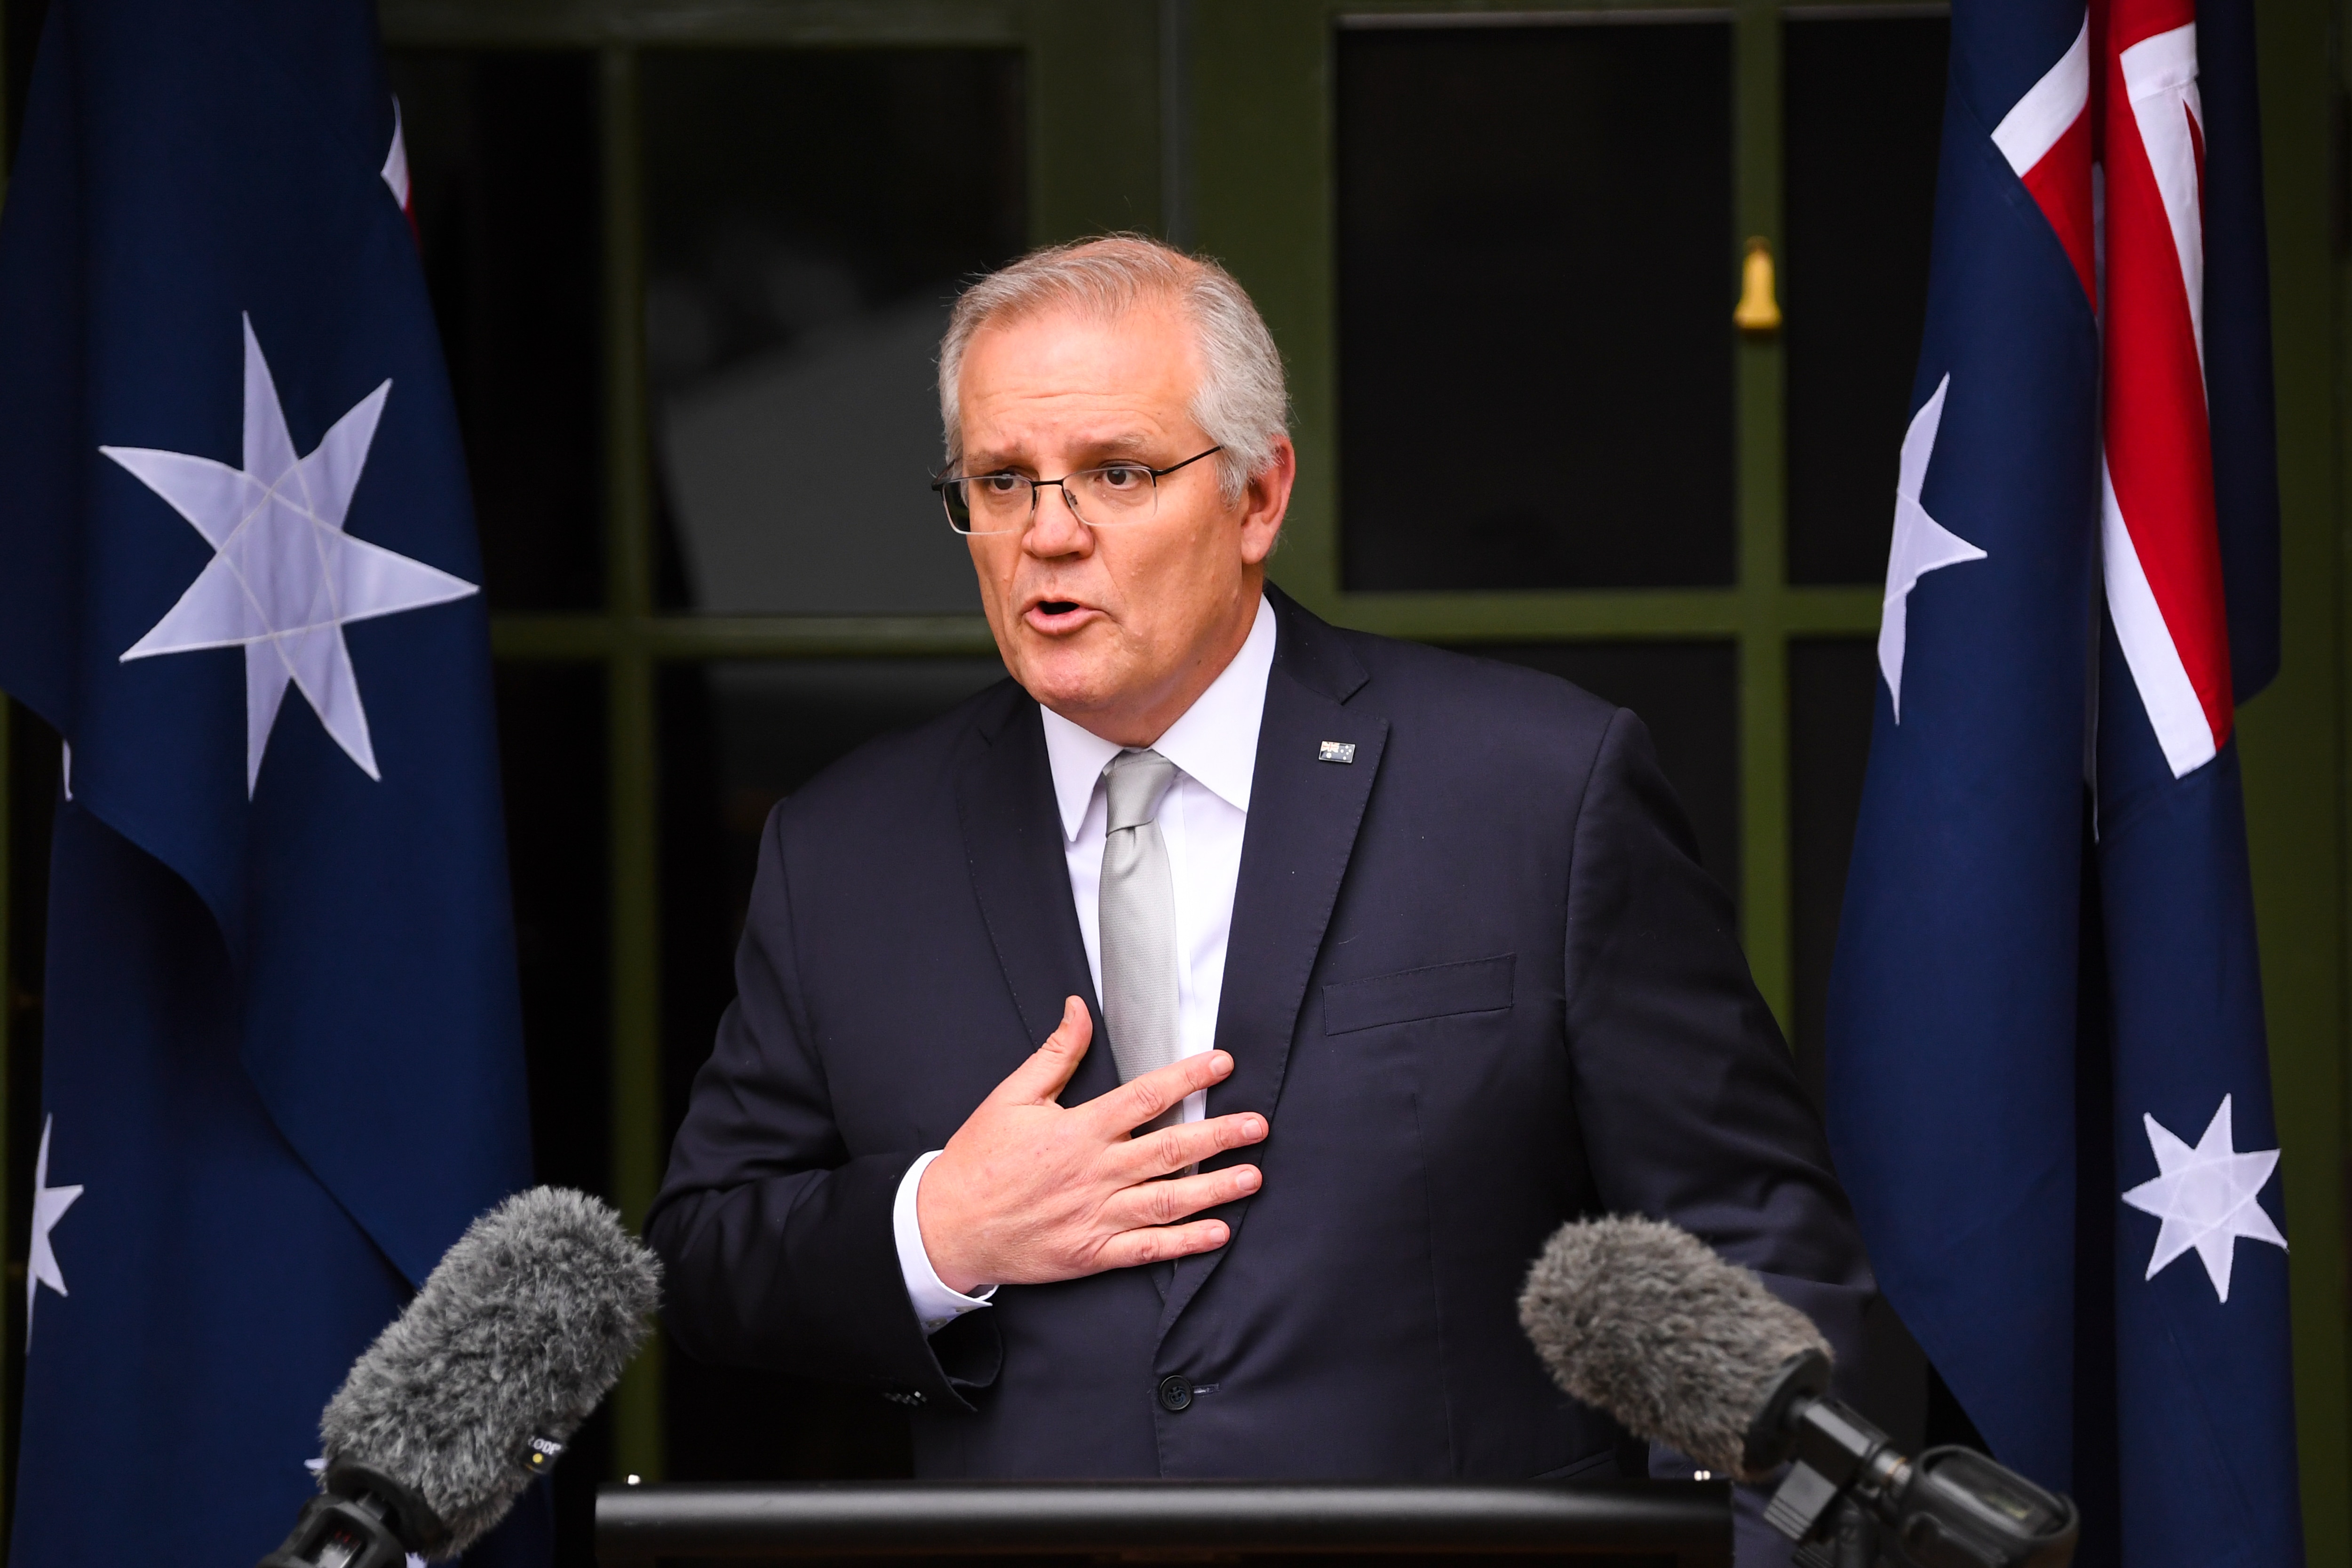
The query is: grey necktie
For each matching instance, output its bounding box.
[1099,748,1182,1096]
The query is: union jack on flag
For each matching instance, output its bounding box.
[1989,0,2256,776]
[1827,0,2297,1559]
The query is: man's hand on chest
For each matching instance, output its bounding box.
[914,995,1269,1296]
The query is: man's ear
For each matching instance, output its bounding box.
[1238,438,1296,567]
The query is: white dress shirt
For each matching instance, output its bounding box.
[891,595,1278,1331]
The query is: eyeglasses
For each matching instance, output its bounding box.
[931,446,1224,536]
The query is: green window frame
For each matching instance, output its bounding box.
[381,0,1184,1483]
[0,0,2339,1551]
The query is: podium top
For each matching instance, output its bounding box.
[595,1478,1731,1565]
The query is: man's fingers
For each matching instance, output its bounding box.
[1119,1111,1268,1179]
[1102,1164,1262,1230]
[995,996,1094,1105]
[1092,1218,1232,1271]
[1089,1048,1234,1135]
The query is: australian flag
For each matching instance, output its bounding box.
[0,1,544,1561]
[1825,0,2299,1562]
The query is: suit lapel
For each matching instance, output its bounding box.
[1156,593,1387,1342]
[954,690,1120,1107]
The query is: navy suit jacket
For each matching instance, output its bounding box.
[649,589,1875,1534]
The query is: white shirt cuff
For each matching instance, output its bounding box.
[893,1150,997,1334]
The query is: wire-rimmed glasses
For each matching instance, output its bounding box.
[931,446,1224,535]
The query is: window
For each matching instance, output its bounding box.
[1337,18,1735,591]
[641,47,1025,616]
[374,9,1952,1542]
[1199,6,1935,1092]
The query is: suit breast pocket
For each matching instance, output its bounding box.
[1323,954,1517,1035]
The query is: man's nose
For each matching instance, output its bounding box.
[1025,483,1093,556]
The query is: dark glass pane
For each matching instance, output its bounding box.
[388,52,604,612]
[1463,643,1739,910]
[1789,638,1879,1110]
[1785,16,1948,585]
[1338,22,1734,592]
[641,51,1027,615]
[659,657,1007,1482]
[492,664,610,1562]
[496,666,611,1198]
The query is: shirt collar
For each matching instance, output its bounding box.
[1038,593,1277,843]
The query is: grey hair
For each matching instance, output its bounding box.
[937,234,1290,504]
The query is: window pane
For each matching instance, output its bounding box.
[659,657,1007,1482]
[1785,16,1949,585]
[1790,639,1880,1109]
[491,663,609,1552]
[389,52,604,612]
[1338,21,1734,592]
[641,51,1027,616]
[496,665,611,1196]
[1460,643,1739,910]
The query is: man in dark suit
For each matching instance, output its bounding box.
[648,236,1874,1562]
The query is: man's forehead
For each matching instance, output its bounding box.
[959,305,1200,462]
[963,300,1191,391]
[963,419,1164,467]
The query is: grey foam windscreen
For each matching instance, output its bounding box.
[319,1187,661,1554]
[1518,1216,1829,1479]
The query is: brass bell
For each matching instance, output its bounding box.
[1733,236,1782,334]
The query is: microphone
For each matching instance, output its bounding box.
[260,1187,662,1568]
[1520,1217,2078,1568]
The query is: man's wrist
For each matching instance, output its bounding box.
[892,1150,996,1332]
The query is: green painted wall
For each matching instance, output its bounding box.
[2245,0,2351,1550]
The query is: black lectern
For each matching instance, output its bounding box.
[595,1480,1731,1567]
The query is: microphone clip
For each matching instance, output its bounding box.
[1742,1351,2080,1568]
[257,1462,451,1568]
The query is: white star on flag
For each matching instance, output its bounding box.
[27,1114,83,1350]
[2121,1094,2287,1303]
[1878,374,1989,720]
[102,314,477,795]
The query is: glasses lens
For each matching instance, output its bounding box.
[940,479,975,533]
[945,473,1032,535]
[1068,464,1158,527]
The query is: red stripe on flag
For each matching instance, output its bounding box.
[2022,112,2097,304]
[2102,0,2234,753]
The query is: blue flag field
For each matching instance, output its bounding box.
[0,0,542,1560]
[1825,0,2300,1562]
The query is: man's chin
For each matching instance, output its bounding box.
[1019,671,1114,716]
[1008,649,1126,723]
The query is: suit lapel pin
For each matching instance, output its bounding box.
[1317,740,1357,764]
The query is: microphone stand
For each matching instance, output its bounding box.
[1747,1352,2078,1568]
[259,1463,450,1568]
[1820,1496,1881,1568]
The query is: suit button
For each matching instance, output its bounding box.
[1157,1375,1193,1412]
